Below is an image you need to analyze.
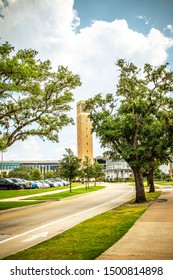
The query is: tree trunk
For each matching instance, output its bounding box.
[132,166,147,203]
[69,179,72,193]
[148,168,155,192]
[147,174,149,186]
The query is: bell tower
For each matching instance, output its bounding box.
[76,100,93,162]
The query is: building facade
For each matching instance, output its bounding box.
[76,100,93,162]
[95,156,132,181]
[106,158,132,181]
[0,160,59,176]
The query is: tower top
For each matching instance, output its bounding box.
[77,100,89,115]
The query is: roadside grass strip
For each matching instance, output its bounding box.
[0,185,77,200]
[0,186,105,210]
[25,186,105,201]
[0,201,44,210]
[4,191,161,260]
[155,181,173,186]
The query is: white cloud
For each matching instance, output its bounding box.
[1,0,173,160]
[136,15,151,25]
[5,137,42,160]
[166,24,173,33]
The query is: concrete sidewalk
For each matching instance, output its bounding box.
[97,189,173,260]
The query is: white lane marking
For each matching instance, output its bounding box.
[22,232,49,243]
[0,186,134,244]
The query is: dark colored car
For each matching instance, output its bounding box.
[9,178,27,188]
[0,179,22,190]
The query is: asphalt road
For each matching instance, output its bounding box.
[0,183,135,259]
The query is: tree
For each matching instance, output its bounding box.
[8,166,32,180]
[141,115,172,192]
[92,161,105,186]
[86,59,173,203]
[0,41,81,150]
[59,148,81,193]
[80,156,93,189]
[29,168,42,180]
[44,170,55,179]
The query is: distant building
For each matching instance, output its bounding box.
[106,158,132,181]
[95,156,132,181]
[76,100,93,162]
[160,161,173,179]
[95,156,106,171]
[0,160,59,176]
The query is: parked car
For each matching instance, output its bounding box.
[35,180,50,188]
[24,181,38,189]
[9,178,27,188]
[45,179,61,187]
[0,179,22,190]
[54,178,70,186]
[51,179,64,187]
[45,179,58,188]
[60,179,70,186]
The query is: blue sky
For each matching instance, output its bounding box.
[0,0,173,161]
[74,0,173,34]
[74,0,173,61]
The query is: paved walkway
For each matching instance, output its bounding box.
[97,187,173,260]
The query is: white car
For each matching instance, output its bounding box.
[55,178,70,186]
[25,181,38,189]
[45,179,58,187]
[49,179,64,187]
[32,181,43,188]
[35,180,50,188]
[39,180,50,188]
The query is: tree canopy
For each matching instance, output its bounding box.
[0,41,81,150]
[86,59,173,203]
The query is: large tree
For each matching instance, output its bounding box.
[86,59,173,203]
[0,41,81,150]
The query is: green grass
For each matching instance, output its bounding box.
[0,187,62,200]
[26,186,105,201]
[155,181,173,185]
[0,185,104,210]
[0,200,44,210]
[4,191,161,260]
[0,183,81,200]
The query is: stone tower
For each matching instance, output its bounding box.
[76,100,93,162]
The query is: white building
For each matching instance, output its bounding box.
[105,158,132,181]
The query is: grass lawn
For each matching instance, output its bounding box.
[0,185,105,210]
[0,185,79,200]
[0,200,45,210]
[0,187,64,200]
[4,191,161,260]
[26,186,105,201]
[155,181,173,185]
